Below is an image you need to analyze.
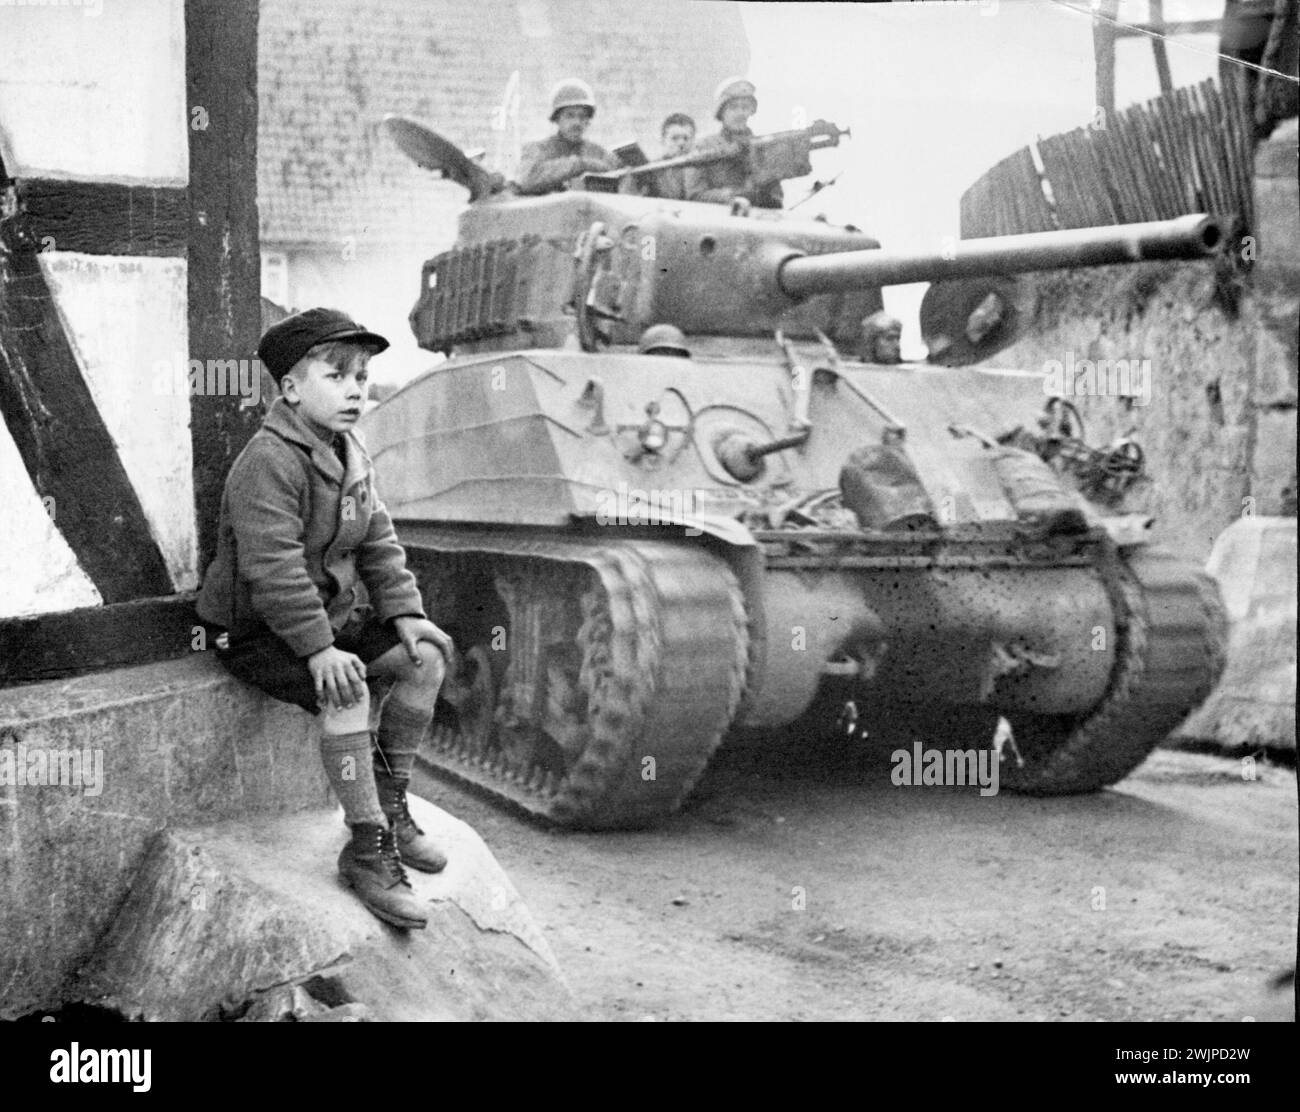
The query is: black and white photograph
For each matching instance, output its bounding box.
[0,0,1295,1065]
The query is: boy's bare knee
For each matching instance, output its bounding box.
[392,641,445,689]
[413,641,446,687]
[321,693,371,736]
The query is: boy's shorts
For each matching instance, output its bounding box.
[215,609,402,715]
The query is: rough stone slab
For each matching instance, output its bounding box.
[71,797,575,1022]
[0,655,329,1018]
[1174,517,1296,752]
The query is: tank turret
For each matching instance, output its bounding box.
[409,182,1220,357]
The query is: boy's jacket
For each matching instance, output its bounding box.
[196,397,426,657]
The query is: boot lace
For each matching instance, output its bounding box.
[374,825,410,885]
[387,791,426,838]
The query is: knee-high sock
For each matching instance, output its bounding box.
[373,697,435,787]
[321,727,386,827]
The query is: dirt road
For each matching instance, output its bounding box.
[414,738,1297,1022]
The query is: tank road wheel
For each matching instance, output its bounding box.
[994,546,1227,794]
[406,535,749,829]
[431,645,498,758]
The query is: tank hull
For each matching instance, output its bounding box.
[362,349,1225,826]
[364,349,1056,530]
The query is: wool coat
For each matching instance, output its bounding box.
[196,397,425,657]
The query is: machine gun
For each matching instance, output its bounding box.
[581,118,851,194]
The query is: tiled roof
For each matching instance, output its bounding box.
[258,0,749,248]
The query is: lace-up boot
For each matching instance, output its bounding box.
[338,822,428,928]
[375,779,448,874]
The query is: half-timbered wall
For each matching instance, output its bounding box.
[0,0,262,680]
[0,0,191,618]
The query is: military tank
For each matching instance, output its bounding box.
[365,118,1228,828]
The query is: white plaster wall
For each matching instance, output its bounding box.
[0,0,186,185]
[40,251,197,591]
[0,417,102,618]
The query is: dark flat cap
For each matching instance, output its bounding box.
[258,307,389,381]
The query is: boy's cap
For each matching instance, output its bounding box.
[258,308,389,381]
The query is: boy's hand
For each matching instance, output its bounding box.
[392,616,455,666]
[308,645,368,709]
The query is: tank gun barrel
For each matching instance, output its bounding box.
[777,214,1223,298]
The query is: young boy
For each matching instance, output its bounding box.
[641,112,696,200]
[197,307,454,930]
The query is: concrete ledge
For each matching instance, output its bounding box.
[0,654,329,1018]
[71,798,575,1022]
[1174,517,1296,754]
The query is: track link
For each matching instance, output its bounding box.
[406,530,749,828]
[998,545,1229,793]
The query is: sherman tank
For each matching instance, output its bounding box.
[364,118,1228,828]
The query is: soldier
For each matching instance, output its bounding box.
[641,113,696,201]
[515,78,619,196]
[637,323,691,358]
[685,77,783,210]
[861,311,903,364]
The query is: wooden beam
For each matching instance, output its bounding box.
[186,0,264,576]
[1093,0,1121,116]
[17,180,187,257]
[1111,18,1223,37]
[1149,0,1175,95]
[0,595,201,684]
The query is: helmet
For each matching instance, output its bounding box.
[637,324,690,357]
[549,78,596,121]
[861,311,903,363]
[861,310,902,339]
[713,76,758,121]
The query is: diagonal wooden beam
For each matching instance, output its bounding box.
[0,247,174,603]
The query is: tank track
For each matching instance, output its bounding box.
[405,531,749,829]
[997,545,1228,794]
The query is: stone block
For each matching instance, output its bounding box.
[72,799,575,1022]
[0,655,329,1018]
[1175,517,1296,752]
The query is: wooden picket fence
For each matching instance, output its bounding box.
[960,77,1254,239]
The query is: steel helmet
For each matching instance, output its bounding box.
[714,76,758,121]
[637,323,690,357]
[549,78,597,121]
[861,310,902,340]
